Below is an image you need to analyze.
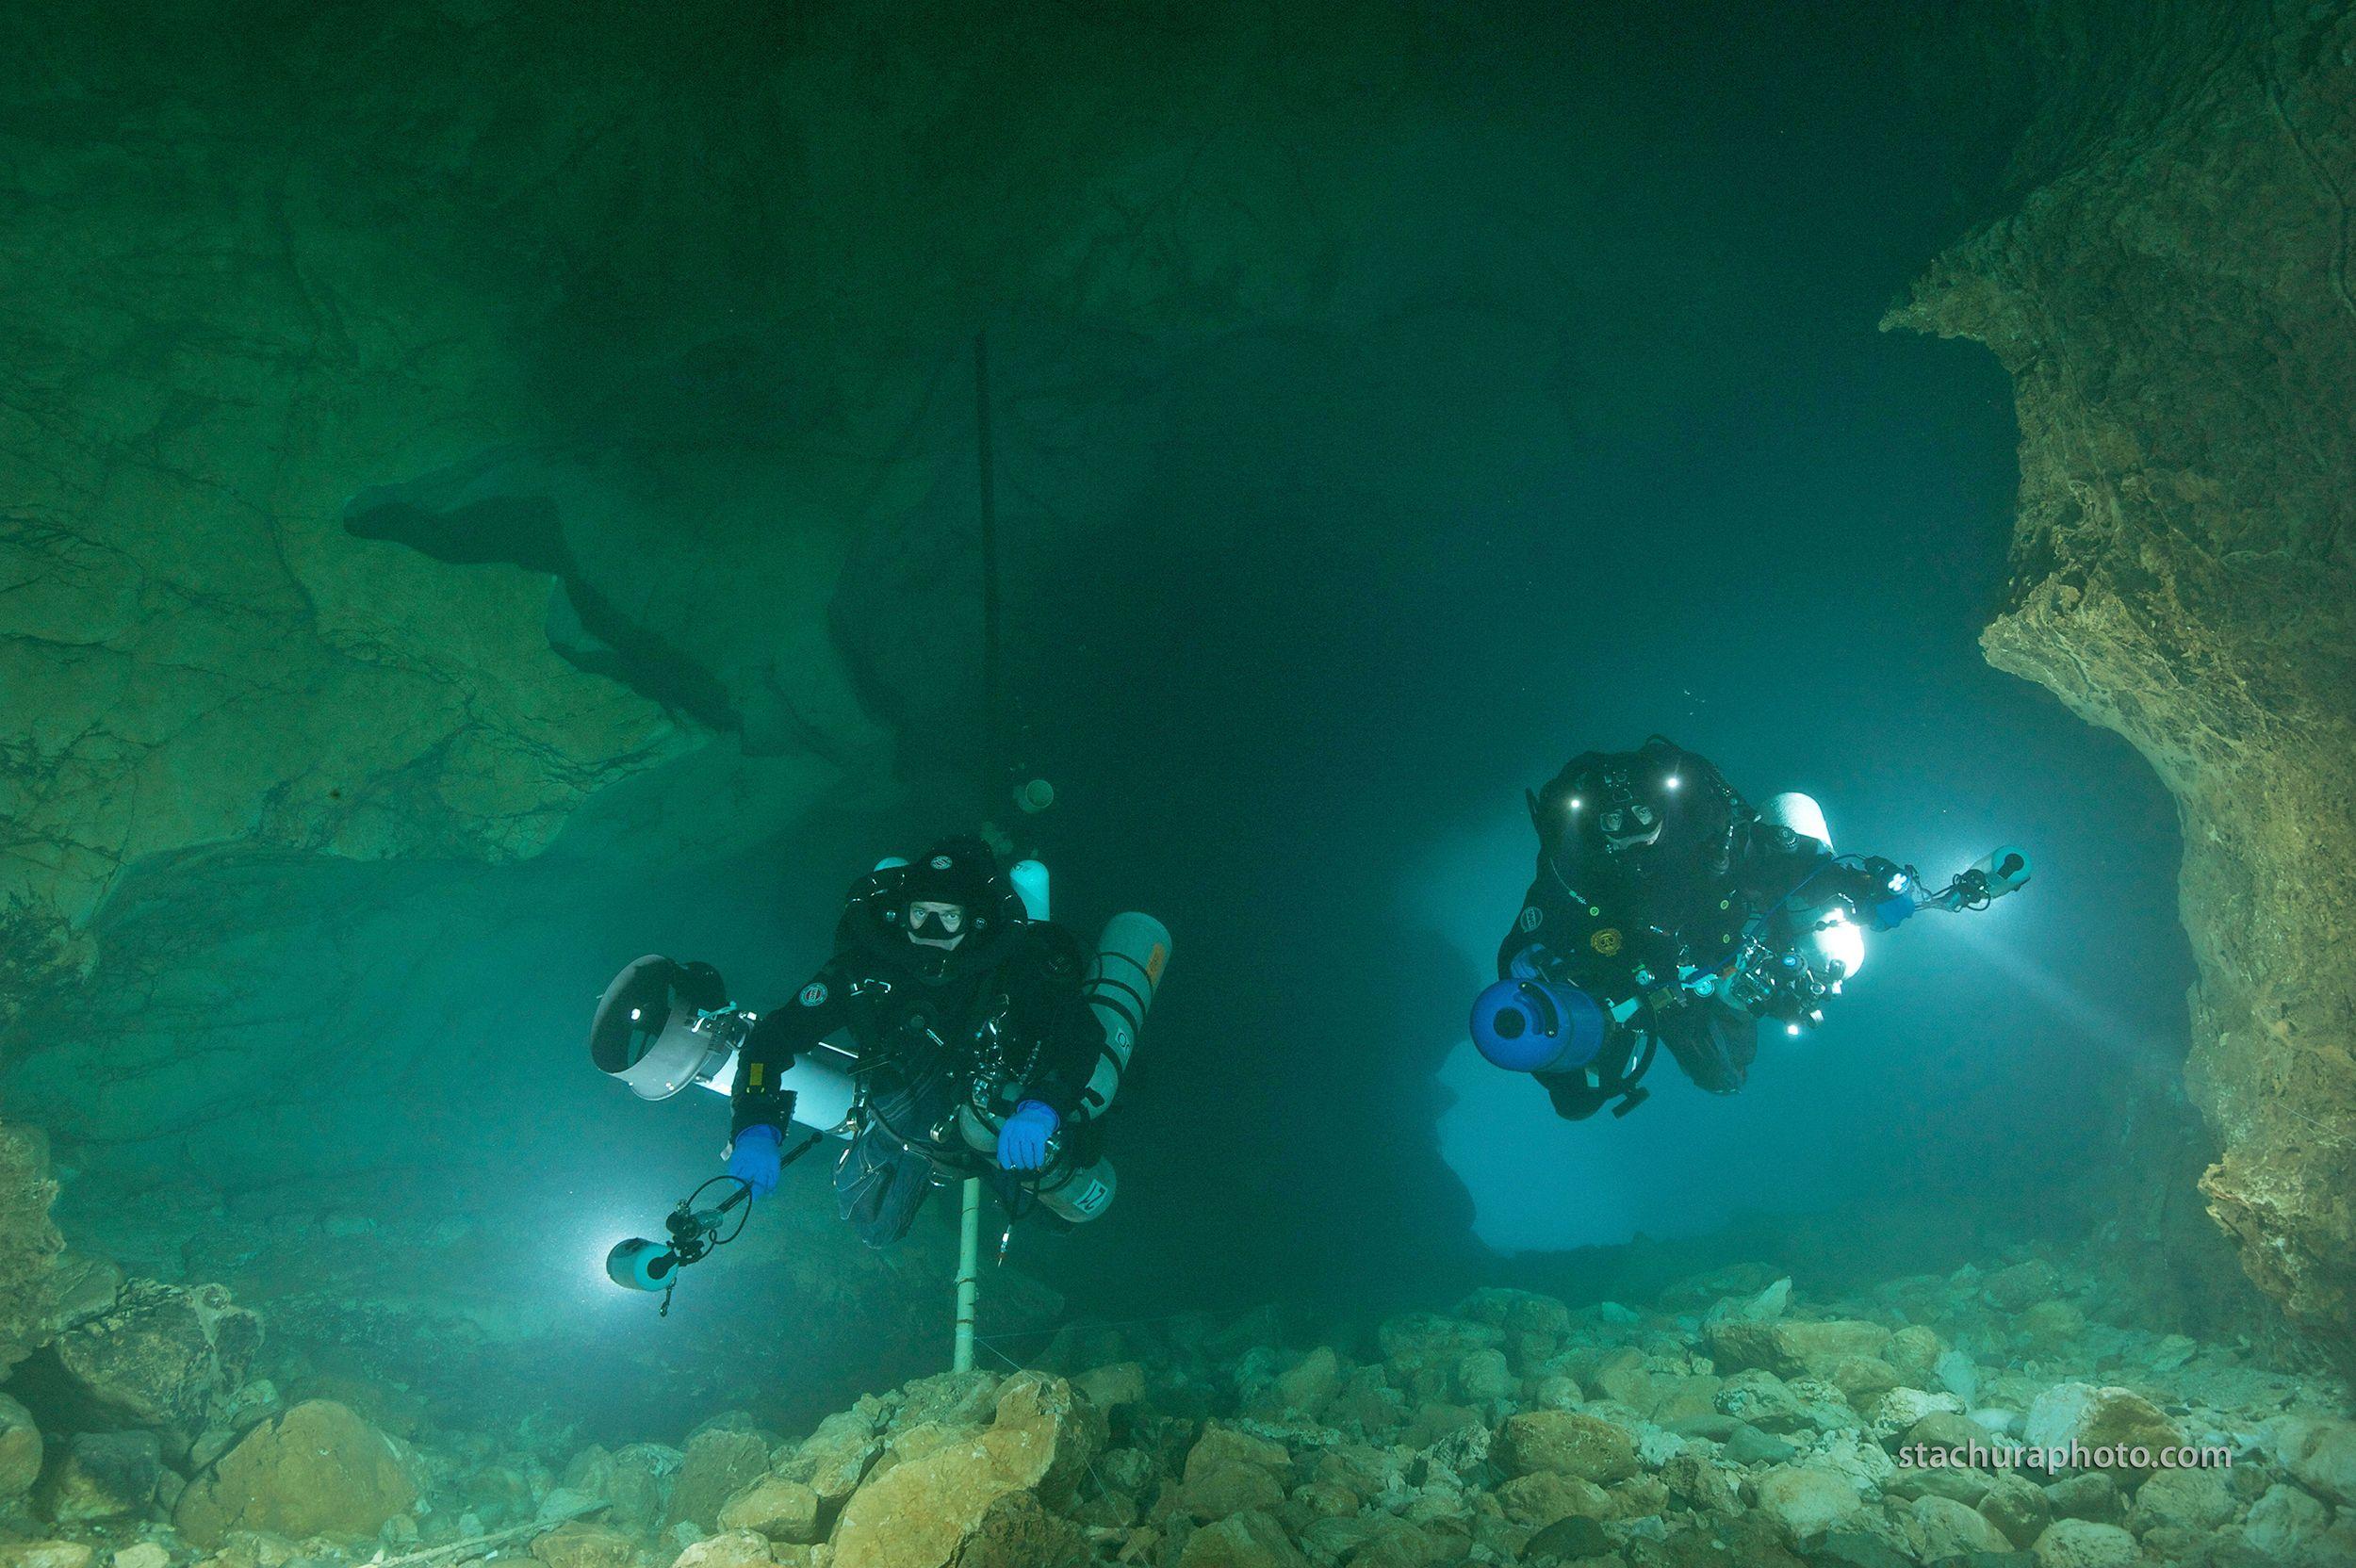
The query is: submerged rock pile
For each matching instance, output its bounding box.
[0,1248,2349,1568]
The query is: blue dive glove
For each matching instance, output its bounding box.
[1870,892,1916,931]
[996,1102,1059,1171]
[727,1124,784,1197]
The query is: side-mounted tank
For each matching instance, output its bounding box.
[957,909,1171,1223]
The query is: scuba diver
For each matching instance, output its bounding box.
[728,836,1107,1245]
[590,836,1170,1253]
[1478,736,2028,1120]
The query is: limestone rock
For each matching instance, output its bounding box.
[1888,0,2356,1349]
[717,1476,822,1544]
[2029,1518,2137,1568]
[1451,1288,1574,1340]
[1982,1261,2061,1314]
[532,1522,642,1568]
[1272,1348,1340,1418]
[1179,1462,1283,1521]
[1881,1327,1943,1389]
[1868,1386,1961,1439]
[1173,1510,1306,1568]
[1346,1518,1443,1568]
[1752,1465,1863,1538]
[1910,1493,2011,1559]
[0,1545,94,1568]
[2282,1417,2356,1505]
[2021,1385,2183,1476]
[1493,1411,1637,1482]
[1496,1470,1612,1528]
[1714,1371,1814,1435]
[2042,1472,2122,1525]
[591,1444,685,1535]
[1706,1318,1892,1379]
[668,1530,776,1568]
[1186,1425,1292,1483]
[1979,1472,2052,1547]
[1377,1315,1503,1399]
[2126,1466,2236,1535]
[0,1394,41,1498]
[36,1430,160,1524]
[829,1373,1099,1568]
[953,1491,1086,1568]
[32,1280,260,1453]
[0,1126,63,1379]
[1452,1348,1515,1405]
[1074,1362,1146,1413]
[663,1430,772,1535]
[2242,1482,2335,1563]
[781,1411,881,1504]
[172,1398,418,1547]
[893,1373,1002,1431]
[1522,1513,1613,1560]
[1660,1451,1741,1517]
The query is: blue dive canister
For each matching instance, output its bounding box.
[1471,978,1608,1073]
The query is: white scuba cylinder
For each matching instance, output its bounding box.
[1011,859,1050,920]
[774,1045,862,1135]
[952,1109,1119,1224]
[694,1034,861,1135]
[1758,791,1833,851]
[1033,1153,1117,1224]
[1076,911,1170,1121]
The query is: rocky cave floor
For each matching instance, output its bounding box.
[3,1242,2353,1568]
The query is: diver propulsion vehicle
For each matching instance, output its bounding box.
[1472,821,2033,1083]
[588,858,1171,1233]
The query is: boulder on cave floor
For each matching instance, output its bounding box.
[827,1372,1102,1568]
[715,1475,823,1544]
[0,1545,96,1568]
[668,1530,777,1568]
[662,1428,772,1535]
[1174,1509,1308,1568]
[565,1442,685,1536]
[172,1398,418,1546]
[1492,1411,1638,1482]
[2020,1384,2184,1478]
[2029,1516,2139,1568]
[0,1393,42,1498]
[1705,1316,1892,1380]
[22,1280,260,1455]
[532,1521,645,1568]
[36,1429,161,1523]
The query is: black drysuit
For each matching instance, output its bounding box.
[1499,738,1893,1118]
[729,869,1106,1245]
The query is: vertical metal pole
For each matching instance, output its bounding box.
[953,1175,982,1372]
[974,332,1003,798]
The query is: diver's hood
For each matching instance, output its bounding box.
[843,843,1027,984]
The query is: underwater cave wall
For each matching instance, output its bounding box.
[1891,0,2356,1348]
[0,0,1589,1393]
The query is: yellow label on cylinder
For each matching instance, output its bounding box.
[1146,944,1168,984]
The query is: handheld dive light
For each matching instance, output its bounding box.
[606,1176,752,1314]
[607,1135,819,1314]
[1927,845,2032,912]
